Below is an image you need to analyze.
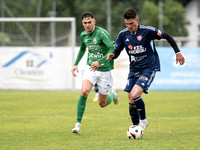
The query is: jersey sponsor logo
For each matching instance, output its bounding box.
[130,55,147,63]
[157,30,162,36]
[126,38,129,41]
[89,52,104,59]
[93,38,97,44]
[129,45,146,54]
[87,45,102,51]
[137,35,142,41]
[128,45,133,50]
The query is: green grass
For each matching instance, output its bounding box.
[0,90,200,150]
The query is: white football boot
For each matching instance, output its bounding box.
[139,119,148,132]
[72,122,81,134]
[112,89,120,105]
[93,93,99,102]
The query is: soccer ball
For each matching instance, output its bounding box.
[127,125,143,139]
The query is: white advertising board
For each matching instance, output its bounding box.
[0,47,73,90]
[1,47,199,91]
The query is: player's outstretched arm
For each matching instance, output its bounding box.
[106,49,122,60]
[162,32,185,65]
[176,52,185,65]
[71,65,79,77]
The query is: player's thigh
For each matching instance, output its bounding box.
[124,73,143,100]
[97,71,113,95]
[81,79,93,97]
[124,76,138,93]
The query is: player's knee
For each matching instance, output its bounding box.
[130,85,143,99]
[131,92,141,100]
[81,89,90,97]
[99,101,106,108]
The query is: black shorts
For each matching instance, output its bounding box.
[124,69,156,94]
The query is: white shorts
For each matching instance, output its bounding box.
[83,66,113,95]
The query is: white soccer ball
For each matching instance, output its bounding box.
[127,125,143,139]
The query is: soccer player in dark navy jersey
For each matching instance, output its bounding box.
[107,9,185,132]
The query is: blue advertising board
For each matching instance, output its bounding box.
[151,47,200,90]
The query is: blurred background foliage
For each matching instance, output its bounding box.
[1,0,189,45]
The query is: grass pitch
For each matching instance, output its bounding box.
[0,90,200,150]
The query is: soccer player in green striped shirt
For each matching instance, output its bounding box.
[71,12,120,134]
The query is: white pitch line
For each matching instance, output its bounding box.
[148,117,197,120]
[0,116,198,120]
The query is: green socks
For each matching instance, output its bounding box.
[106,93,115,106]
[76,93,115,123]
[76,95,87,123]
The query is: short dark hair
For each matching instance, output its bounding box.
[123,9,138,19]
[81,12,94,20]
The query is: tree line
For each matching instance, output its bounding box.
[1,0,189,45]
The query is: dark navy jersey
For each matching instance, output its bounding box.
[115,24,164,72]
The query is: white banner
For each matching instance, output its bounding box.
[0,47,74,90]
[0,47,128,90]
[1,47,197,91]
